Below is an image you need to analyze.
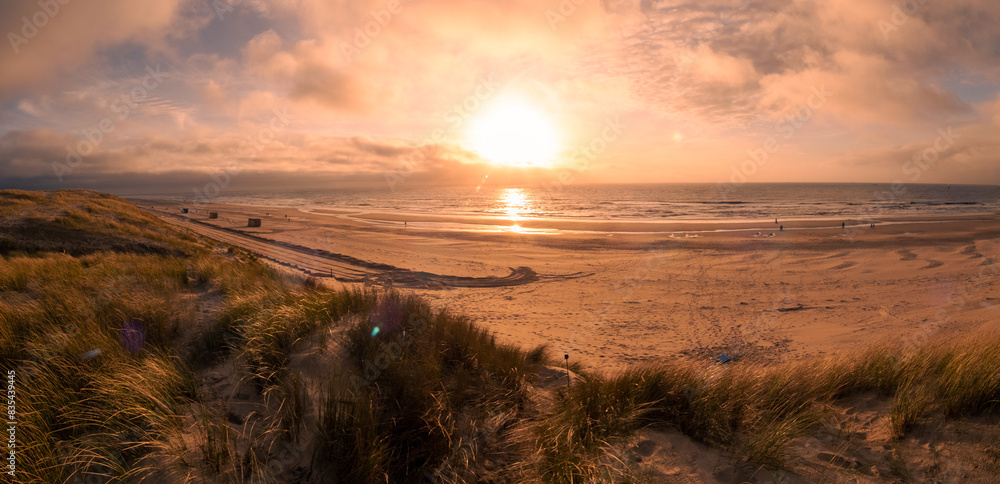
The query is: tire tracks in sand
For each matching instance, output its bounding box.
[159,214,591,289]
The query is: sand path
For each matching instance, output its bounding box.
[158,212,592,288]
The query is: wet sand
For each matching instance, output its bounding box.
[139,199,1000,372]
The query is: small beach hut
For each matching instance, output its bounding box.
[247,218,262,227]
[209,212,219,219]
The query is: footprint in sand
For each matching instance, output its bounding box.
[921,259,944,269]
[896,249,917,261]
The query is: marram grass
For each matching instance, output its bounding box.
[4,189,1000,483]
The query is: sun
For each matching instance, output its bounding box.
[465,97,561,168]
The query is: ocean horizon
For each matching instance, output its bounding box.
[134,182,1000,224]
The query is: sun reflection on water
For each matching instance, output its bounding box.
[499,188,532,221]
[498,188,535,233]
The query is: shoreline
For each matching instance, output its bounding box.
[139,198,1000,372]
[134,197,996,235]
[340,211,995,235]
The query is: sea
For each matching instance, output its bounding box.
[141,183,1000,226]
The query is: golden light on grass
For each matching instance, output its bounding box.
[11,190,1000,482]
[465,95,562,168]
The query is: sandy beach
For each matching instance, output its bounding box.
[140,199,1000,372]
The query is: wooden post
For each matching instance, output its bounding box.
[564,354,571,387]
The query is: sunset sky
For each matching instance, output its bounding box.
[1,0,999,194]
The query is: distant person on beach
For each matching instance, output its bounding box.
[780,225,783,231]
[842,222,845,229]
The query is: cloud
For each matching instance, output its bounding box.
[0,0,185,98]
[288,57,367,110]
[0,123,499,191]
[823,93,1000,183]
[350,136,412,157]
[239,31,374,112]
[616,0,999,128]
[0,129,74,178]
[2,0,1000,190]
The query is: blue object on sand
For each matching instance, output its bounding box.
[716,354,733,364]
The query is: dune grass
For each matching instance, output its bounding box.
[312,291,547,482]
[533,335,1000,480]
[0,189,200,256]
[4,189,1000,483]
[4,252,199,482]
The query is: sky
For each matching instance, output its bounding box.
[0,0,999,195]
